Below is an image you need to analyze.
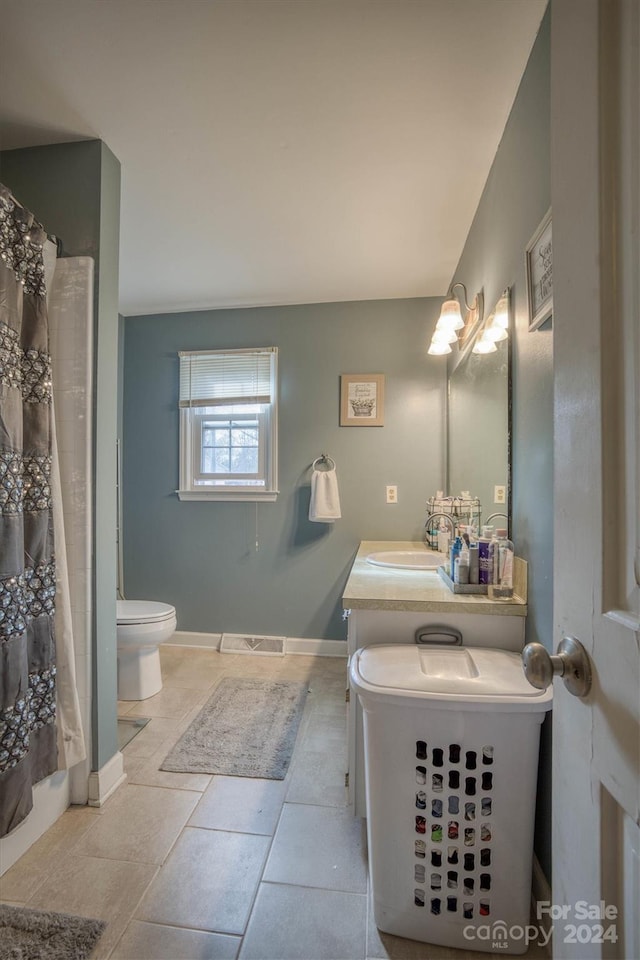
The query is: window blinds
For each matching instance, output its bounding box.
[179,348,276,408]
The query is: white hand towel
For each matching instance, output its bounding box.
[309,467,342,522]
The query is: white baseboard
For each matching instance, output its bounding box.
[170,631,222,649]
[167,632,347,658]
[87,751,127,807]
[285,637,347,657]
[531,853,552,956]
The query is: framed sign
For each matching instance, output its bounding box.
[525,208,553,330]
[340,374,384,426]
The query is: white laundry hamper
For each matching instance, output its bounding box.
[350,644,552,955]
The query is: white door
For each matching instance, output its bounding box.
[550,2,639,958]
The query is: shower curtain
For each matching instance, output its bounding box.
[0,184,85,837]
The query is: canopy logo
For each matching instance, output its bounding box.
[463,921,551,949]
[464,902,619,949]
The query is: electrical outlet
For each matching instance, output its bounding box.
[386,485,398,504]
[494,485,506,505]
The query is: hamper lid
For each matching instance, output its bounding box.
[351,644,552,711]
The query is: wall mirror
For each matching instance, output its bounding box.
[446,288,512,532]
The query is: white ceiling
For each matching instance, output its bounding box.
[0,0,547,316]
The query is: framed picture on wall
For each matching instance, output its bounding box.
[525,207,553,331]
[340,374,385,426]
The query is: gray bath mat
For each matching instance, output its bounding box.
[160,677,308,779]
[0,903,105,960]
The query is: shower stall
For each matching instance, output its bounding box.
[0,191,96,871]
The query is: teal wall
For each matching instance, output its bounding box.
[0,139,121,771]
[122,298,445,640]
[448,8,552,879]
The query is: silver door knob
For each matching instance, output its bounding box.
[522,636,592,698]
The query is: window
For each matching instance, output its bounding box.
[178,347,278,501]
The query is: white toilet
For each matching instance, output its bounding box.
[116,600,177,700]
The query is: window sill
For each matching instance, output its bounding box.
[177,490,279,502]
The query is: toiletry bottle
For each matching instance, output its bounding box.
[450,536,462,580]
[456,540,470,585]
[488,529,514,601]
[478,535,492,585]
[469,542,479,584]
[437,521,451,557]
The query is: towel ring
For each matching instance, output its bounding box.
[312,454,336,471]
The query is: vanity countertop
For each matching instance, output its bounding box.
[342,540,527,616]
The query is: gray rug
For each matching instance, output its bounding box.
[160,677,308,779]
[0,904,105,960]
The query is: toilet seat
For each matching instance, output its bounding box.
[117,600,176,625]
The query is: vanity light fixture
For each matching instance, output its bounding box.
[472,289,510,353]
[428,282,484,356]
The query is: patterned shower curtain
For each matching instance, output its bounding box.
[0,184,57,836]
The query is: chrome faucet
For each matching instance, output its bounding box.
[485,512,508,528]
[423,513,455,549]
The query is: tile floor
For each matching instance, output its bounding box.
[0,646,547,959]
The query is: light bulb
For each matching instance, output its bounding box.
[494,294,509,329]
[472,337,497,354]
[483,318,508,342]
[431,327,457,345]
[428,339,452,356]
[436,298,464,332]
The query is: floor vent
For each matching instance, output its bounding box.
[220,633,286,656]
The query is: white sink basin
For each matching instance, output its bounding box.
[366,549,447,570]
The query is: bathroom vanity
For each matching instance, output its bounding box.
[343,540,528,817]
